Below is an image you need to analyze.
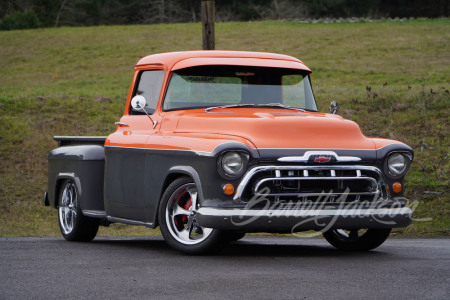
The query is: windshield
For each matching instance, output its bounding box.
[163,66,318,111]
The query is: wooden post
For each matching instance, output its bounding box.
[201,1,215,50]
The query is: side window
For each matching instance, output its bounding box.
[131,70,164,115]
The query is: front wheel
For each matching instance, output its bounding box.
[58,179,100,241]
[158,177,228,254]
[323,228,391,251]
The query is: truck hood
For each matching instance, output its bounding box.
[173,109,375,150]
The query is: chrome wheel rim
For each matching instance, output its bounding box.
[58,181,78,235]
[165,183,212,245]
[333,229,368,240]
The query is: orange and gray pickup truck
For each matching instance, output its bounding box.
[44,51,413,254]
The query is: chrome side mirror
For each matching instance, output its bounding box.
[329,101,339,114]
[131,95,147,110]
[130,95,158,129]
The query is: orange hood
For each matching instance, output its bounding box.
[173,109,376,150]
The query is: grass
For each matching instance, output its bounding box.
[0,19,448,237]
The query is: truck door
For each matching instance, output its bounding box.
[104,69,165,222]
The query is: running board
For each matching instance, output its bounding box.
[83,210,155,228]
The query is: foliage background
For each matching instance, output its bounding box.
[0,0,449,30]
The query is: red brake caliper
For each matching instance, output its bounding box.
[174,195,192,226]
[181,198,192,224]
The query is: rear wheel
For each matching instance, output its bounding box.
[323,228,391,251]
[158,177,228,254]
[58,179,99,241]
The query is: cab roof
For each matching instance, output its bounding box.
[136,50,311,72]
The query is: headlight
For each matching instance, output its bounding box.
[218,151,249,178]
[222,152,244,175]
[387,153,407,175]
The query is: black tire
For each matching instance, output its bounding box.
[58,179,100,242]
[225,231,246,242]
[323,228,392,251]
[158,177,228,255]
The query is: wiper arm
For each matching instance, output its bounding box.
[205,103,309,112]
[258,103,306,112]
[205,104,256,112]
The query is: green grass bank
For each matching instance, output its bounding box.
[0,19,448,237]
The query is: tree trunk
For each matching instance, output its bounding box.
[55,0,68,27]
[201,1,215,50]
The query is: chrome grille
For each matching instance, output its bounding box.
[234,166,388,204]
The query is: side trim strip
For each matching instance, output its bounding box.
[104,145,404,153]
[82,210,107,218]
[105,145,212,156]
[107,216,154,227]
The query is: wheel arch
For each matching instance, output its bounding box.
[154,166,203,227]
[53,173,82,208]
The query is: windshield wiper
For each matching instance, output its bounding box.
[258,103,306,112]
[205,103,309,112]
[205,104,256,112]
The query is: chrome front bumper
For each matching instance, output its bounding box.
[196,207,413,231]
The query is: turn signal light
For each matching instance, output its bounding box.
[393,182,402,193]
[223,184,235,195]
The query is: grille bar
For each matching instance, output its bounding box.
[233,165,388,203]
[254,176,379,197]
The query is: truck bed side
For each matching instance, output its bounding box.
[45,136,107,213]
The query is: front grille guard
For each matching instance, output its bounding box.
[233,165,389,203]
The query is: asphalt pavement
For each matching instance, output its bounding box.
[1,236,449,299]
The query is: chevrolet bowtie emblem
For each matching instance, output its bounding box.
[314,156,331,163]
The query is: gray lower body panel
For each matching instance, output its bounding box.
[196,207,413,231]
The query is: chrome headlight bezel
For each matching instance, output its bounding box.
[217,151,249,179]
[385,152,412,178]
